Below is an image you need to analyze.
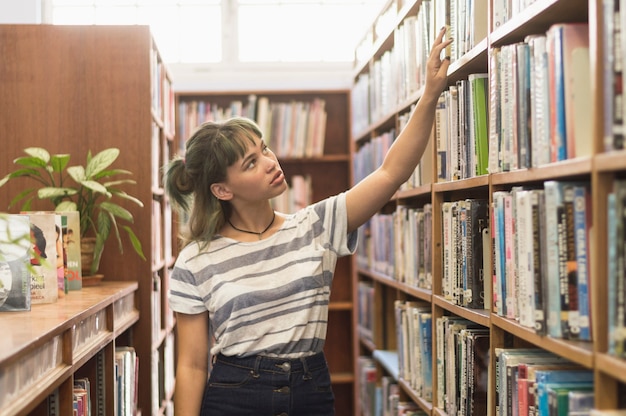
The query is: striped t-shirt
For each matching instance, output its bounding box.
[168,192,357,358]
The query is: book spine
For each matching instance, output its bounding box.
[563,185,580,339]
[573,184,591,340]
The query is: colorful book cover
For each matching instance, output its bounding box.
[0,214,31,312]
[24,212,59,304]
[573,184,592,340]
[61,211,82,290]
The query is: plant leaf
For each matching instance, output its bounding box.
[99,201,133,222]
[56,201,77,212]
[50,154,70,173]
[93,169,132,180]
[7,188,36,209]
[103,179,137,188]
[13,156,47,169]
[86,148,119,178]
[122,225,146,260]
[38,187,78,199]
[23,147,50,163]
[81,180,109,195]
[67,165,86,183]
[110,190,144,207]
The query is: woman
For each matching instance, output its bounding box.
[164,27,452,416]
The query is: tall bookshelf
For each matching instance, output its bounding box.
[175,90,357,414]
[352,0,626,415]
[0,25,176,415]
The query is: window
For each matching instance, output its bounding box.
[51,0,384,64]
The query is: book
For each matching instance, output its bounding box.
[23,212,59,304]
[526,33,550,167]
[546,383,593,416]
[0,214,31,312]
[469,73,489,176]
[535,369,594,416]
[546,24,568,162]
[61,211,82,291]
[465,198,490,309]
[573,184,592,340]
[562,23,592,159]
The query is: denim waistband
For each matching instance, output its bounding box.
[213,351,327,374]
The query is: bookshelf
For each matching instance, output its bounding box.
[0,25,176,415]
[175,90,357,414]
[352,0,626,415]
[0,282,138,415]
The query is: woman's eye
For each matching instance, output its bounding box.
[246,159,257,169]
[262,144,270,154]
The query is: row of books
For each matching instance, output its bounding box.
[0,211,82,312]
[492,0,540,29]
[115,346,139,416]
[604,0,626,151]
[151,332,176,415]
[436,316,489,416]
[178,95,328,158]
[491,181,593,341]
[355,204,434,292]
[488,23,592,173]
[395,300,433,402]
[607,179,626,358]
[394,204,433,290]
[357,281,375,343]
[435,73,489,181]
[441,199,490,309]
[357,356,427,416]
[351,0,488,137]
[494,348,594,416]
[435,0,487,64]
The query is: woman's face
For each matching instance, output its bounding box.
[223,136,287,203]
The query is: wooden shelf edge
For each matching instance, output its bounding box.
[491,314,594,367]
[595,353,626,383]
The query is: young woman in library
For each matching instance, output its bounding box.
[164,27,452,416]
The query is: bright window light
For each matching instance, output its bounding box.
[52,0,383,64]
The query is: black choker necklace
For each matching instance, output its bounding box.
[228,211,276,240]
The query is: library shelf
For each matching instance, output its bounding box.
[0,24,177,415]
[351,0,626,414]
[0,281,138,416]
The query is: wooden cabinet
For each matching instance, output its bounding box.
[0,282,138,415]
[175,90,357,414]
[352,0,626,415]
[0,24,176,415]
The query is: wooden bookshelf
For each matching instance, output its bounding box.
[0,25,176,415]
[352,0,626,415]
[175,89,357,414]
[0,282,138,416]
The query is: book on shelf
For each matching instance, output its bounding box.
[61,211,82,291]
[22,212,59,304]
[546,383,593,416]
[534,369,594,416]
[115,346,139,416]
[494,348,572,416]
[0,214,31,312]
[608,179,626,357]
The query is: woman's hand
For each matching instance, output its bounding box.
[424,26,453,100]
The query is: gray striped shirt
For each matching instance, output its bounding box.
[168,192,357,358]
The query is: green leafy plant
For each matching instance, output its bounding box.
[0,147,145,275]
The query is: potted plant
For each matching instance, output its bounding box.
[0,147,145,277]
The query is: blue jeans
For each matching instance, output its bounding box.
[200,351,335,415]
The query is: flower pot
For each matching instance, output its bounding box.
[80,237,98,277]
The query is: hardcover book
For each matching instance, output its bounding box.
[0,214,31,312]
[23,212,59,304]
